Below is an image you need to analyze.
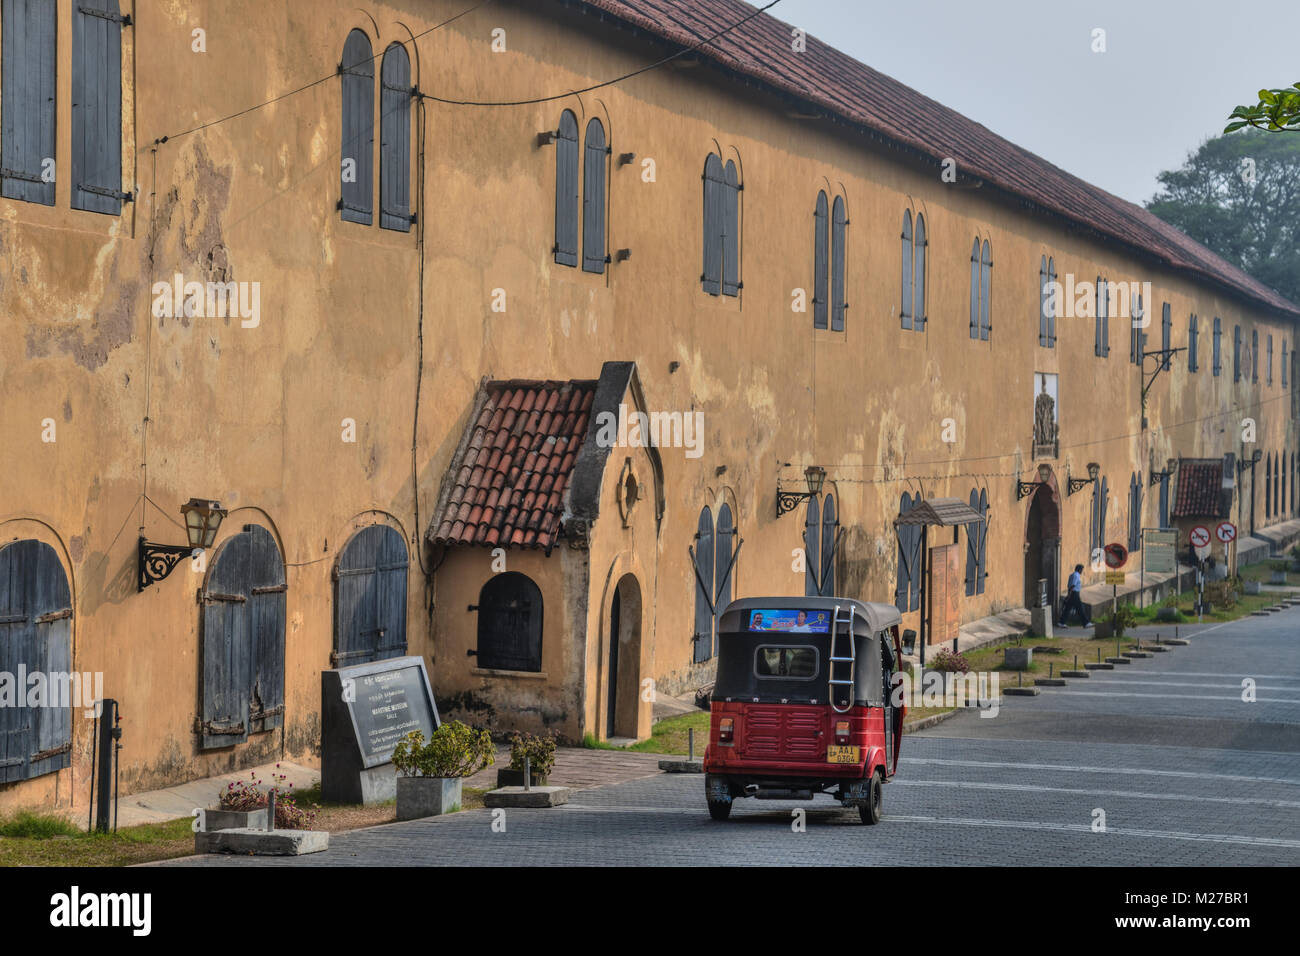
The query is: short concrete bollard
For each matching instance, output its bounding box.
[484,786,571,808]
[1004,647,1033,670]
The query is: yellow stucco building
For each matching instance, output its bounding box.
[1,0,1297,812]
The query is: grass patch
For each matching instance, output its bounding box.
[0,814,196,867]
[624,711,711,755]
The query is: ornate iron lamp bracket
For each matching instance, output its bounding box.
[138,537,193,592]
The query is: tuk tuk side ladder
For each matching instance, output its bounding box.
[828,604,855,713]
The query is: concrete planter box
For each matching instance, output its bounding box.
[204,807,268,832]
[1004,647,1033,670]
[1244,580,1262,595]
[396,776,462,820]
[1270,570,1289,585]
[496,768,549,788]
[1093,620,1114,639]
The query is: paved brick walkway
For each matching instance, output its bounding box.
[463,747,665,791]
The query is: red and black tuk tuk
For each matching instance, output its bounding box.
[703,597,905,824]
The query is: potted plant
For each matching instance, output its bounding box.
[1270,559,1290,585]
[391,722,494,821]
[1093,603,1137,640]
[497,732,557,787]
[206,765,316,831]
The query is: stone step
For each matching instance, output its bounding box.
[1003,687,1040,696]
[1034,678,1067,687]
[1105,657,1132,665]
[1164,638,1191,645]
[1084,662,1114,670]
[1059,670,1090,678]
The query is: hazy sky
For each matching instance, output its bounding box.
[770,0,1300,205]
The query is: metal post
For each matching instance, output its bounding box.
[524,755,532,792]
[93,699,117,834]
[688,728,694,761]
[267,788,276,832]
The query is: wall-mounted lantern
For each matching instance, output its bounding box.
[1067,461,1101,497]
[138,498,227,592]
[1016,463,1053,501]
[776,465,827,517]
[1149,458,1179,487]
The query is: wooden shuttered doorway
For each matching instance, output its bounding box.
[199,525,286,749]
[0,540,72,784]
[1,0,57,205]
[71,0,125,214]
[333,525,409,667]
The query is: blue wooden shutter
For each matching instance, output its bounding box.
[913,213,926,332]
[693,508,714,662]
[1,0,57,205]
[803,497,820,597]
[200,532,254,749]
[813,191,828,329]
[894,494,912,611]
[1159,473,1170,529]
[722,159,739,296]
[339,30,374,225]
[701,154,723,294]
[1098,477,1110,551]
[713,504,734,646]
[831,196,846,331]
[900,211,913,330]
[1047,258,1057,345]
[1039,257,1047,346]
[72,0,124,214]
[245,526,286,735]
[554,110,578,266]
[0,540,72,783]
[1214,319,1222,375]
[820,494,838,596]
[977,490,989,594]
[1283,341,1289,386]
[1268,335,1274,385]
[909,494,923,610]
[1189,315,1198,372]
[1234,326,1242,381]
[968,239,980,339]
[582,118,607,274]
[979,240,992,340]
[965,489,979,596]
[1161,303,1172,369]
[1253,330,1259,382]
[379,43,411,232]
[335,525,408,667]
[1127,474,1139,552]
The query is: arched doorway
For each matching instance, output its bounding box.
[333,524,409,667]
[1024,478,1062,618]
[605,573,642,739]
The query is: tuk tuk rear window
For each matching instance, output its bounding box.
[754,646,818,679]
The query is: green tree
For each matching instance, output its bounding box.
[1146,129,1300,304]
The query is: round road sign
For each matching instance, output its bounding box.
[1190,526,1211,550]
[1103,542,1128,569]
[1215,521,1237,544]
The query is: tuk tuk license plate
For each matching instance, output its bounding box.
[826,745,859,764]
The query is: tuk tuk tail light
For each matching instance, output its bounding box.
[718,717,735,744]
[834,720,851,744]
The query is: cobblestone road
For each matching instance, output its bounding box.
[162,609,1300,866]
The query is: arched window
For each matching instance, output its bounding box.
[200,525,287,749]
[722,159,740,296]
[1189,315,1199,372]
[0,540,72,782]
[379,42,411,231]
[814,191,829,329]
[554,110,579,266]
[582,118,607,273]
[339,30,374,225]
[901,210,914,329]
[831,195,847,331]
[692,507,715,661]
[476,573,543,672]
[1,0,56,206]
[803,496,820,597]
[72,0,126,214]
[702,154,725,295]
[334,525,409,667]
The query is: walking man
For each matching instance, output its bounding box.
[1059,563,1092,627]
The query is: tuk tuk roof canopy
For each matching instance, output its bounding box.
[893,497,985,528]
[721,596,903,635]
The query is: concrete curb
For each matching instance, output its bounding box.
[903,708,961,733]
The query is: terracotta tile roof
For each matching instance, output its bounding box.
[432,380,597,549]
[1172,459,1225,518]
[578,0,1300,319]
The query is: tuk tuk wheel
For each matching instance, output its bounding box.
[858,771,883,825]
[707,799,733,821]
